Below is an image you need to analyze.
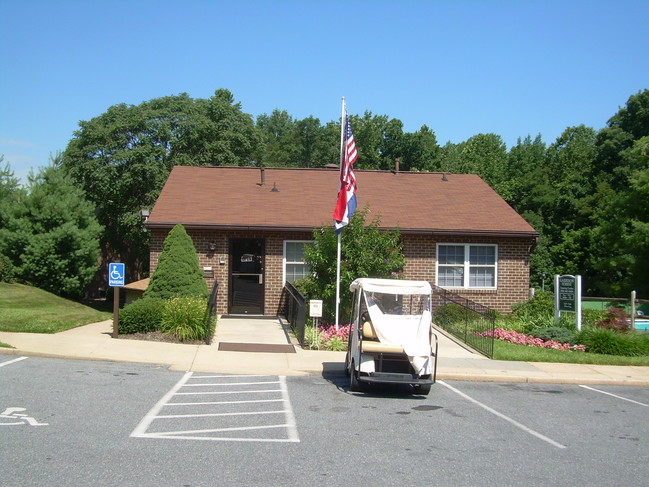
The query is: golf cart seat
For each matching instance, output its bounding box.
[361,321,404,354]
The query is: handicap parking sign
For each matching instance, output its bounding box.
[108,263,125,287]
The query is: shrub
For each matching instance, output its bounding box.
[511,290,554,321]
[582,309,608,327]
[533,326,577,345]
[161,296,208,342]
[119,297,164,334]
[576,327,649,356]
[434,303,480,326]
[145,224,208,301]
[595,307,631,332]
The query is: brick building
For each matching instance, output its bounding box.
[146,166,538,315]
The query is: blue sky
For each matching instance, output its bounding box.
[1,0,647,183]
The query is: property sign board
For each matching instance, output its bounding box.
[558,275,577,312]
[108,263,125,287]
[554,274,582,330]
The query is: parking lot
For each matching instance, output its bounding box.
[2,356,648,486]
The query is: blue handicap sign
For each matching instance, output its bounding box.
[108,263,125,287]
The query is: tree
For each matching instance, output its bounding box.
[298,207,405,322]
[62,89,259,282]
[255,109,298,166]
[0,157,25,229]
[458,133,508,191]
[0,162,102,298]
[400,125,441,172]
[144,224,208,300]
[0,158,24,282]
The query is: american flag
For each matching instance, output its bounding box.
[333,111,358,233]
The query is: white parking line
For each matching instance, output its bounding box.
[131,373,300,443]
[579,385,649,407]
[0,356,28,367]
[439,381,566,449]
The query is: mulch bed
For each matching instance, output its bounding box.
[117,331,205,345]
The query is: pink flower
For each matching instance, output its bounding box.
[478,328,586,352]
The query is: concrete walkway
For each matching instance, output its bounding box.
[1,317,648,386]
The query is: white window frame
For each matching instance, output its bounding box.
[283,240,313,284]
[435,243,498,290]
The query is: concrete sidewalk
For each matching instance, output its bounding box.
[1,317,648,386]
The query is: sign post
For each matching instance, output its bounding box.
[108,263,125,338]
[310,300,323,350]
[554,274,582,331]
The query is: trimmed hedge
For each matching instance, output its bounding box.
[119,297,164,334]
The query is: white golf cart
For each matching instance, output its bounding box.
[345,278,438,395]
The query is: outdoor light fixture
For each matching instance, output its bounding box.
[208,241,217,251]
[140,209,150,222]
[441,173,448,181]
[271,182,279,192]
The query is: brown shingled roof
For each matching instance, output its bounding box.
[147,166,537,237]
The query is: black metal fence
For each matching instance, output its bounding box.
[430,284,495,358]
[204,280,219,345]
[283,282,307,345]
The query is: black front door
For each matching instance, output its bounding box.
[229,238,264,314]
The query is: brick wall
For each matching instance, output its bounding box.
[402,235,531,312]
[150,229,532,316]
[150,228,312,316]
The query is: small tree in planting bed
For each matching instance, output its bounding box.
[144,224,208,300]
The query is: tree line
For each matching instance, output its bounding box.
[0,88,647,299]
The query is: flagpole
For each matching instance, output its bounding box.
[335,97,346,330]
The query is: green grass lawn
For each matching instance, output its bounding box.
[0,282,111,334]
[493,339,649,366]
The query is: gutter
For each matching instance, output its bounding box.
[146,221,539,239]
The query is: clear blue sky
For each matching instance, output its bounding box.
[1,0,647,182]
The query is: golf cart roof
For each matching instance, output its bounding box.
[349,278,432,295]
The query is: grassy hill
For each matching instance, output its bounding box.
[0,282,111,333]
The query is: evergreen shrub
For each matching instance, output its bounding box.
[144,224,208,300]
[119,297,164,334]
[533,326,577,345]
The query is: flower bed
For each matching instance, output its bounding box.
[479,328,586,352]
[307,323,351,351]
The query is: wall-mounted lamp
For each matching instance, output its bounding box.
[140,209,150,222]
[441,173,448,182]
[208,241,217,251]
[271,182,279,192]
[219,256,226,265]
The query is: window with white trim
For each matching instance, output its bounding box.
[436,244,497,289]
[283,240,313,284]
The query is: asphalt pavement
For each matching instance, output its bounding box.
[1,316,648,386]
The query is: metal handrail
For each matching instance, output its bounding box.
[204,280,219,344]
[430,284,495,358]
[283,282,306,345]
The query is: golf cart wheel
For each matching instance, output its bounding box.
[413,383,431,396]
[350,361,362,392]
[344,350,351,377]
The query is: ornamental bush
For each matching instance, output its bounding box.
[533,326,577,345]
[594,307,632,332]
[160,296,208,342]
[576,327,649,356]
[144,224,208,300]
[119,297,164,334]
